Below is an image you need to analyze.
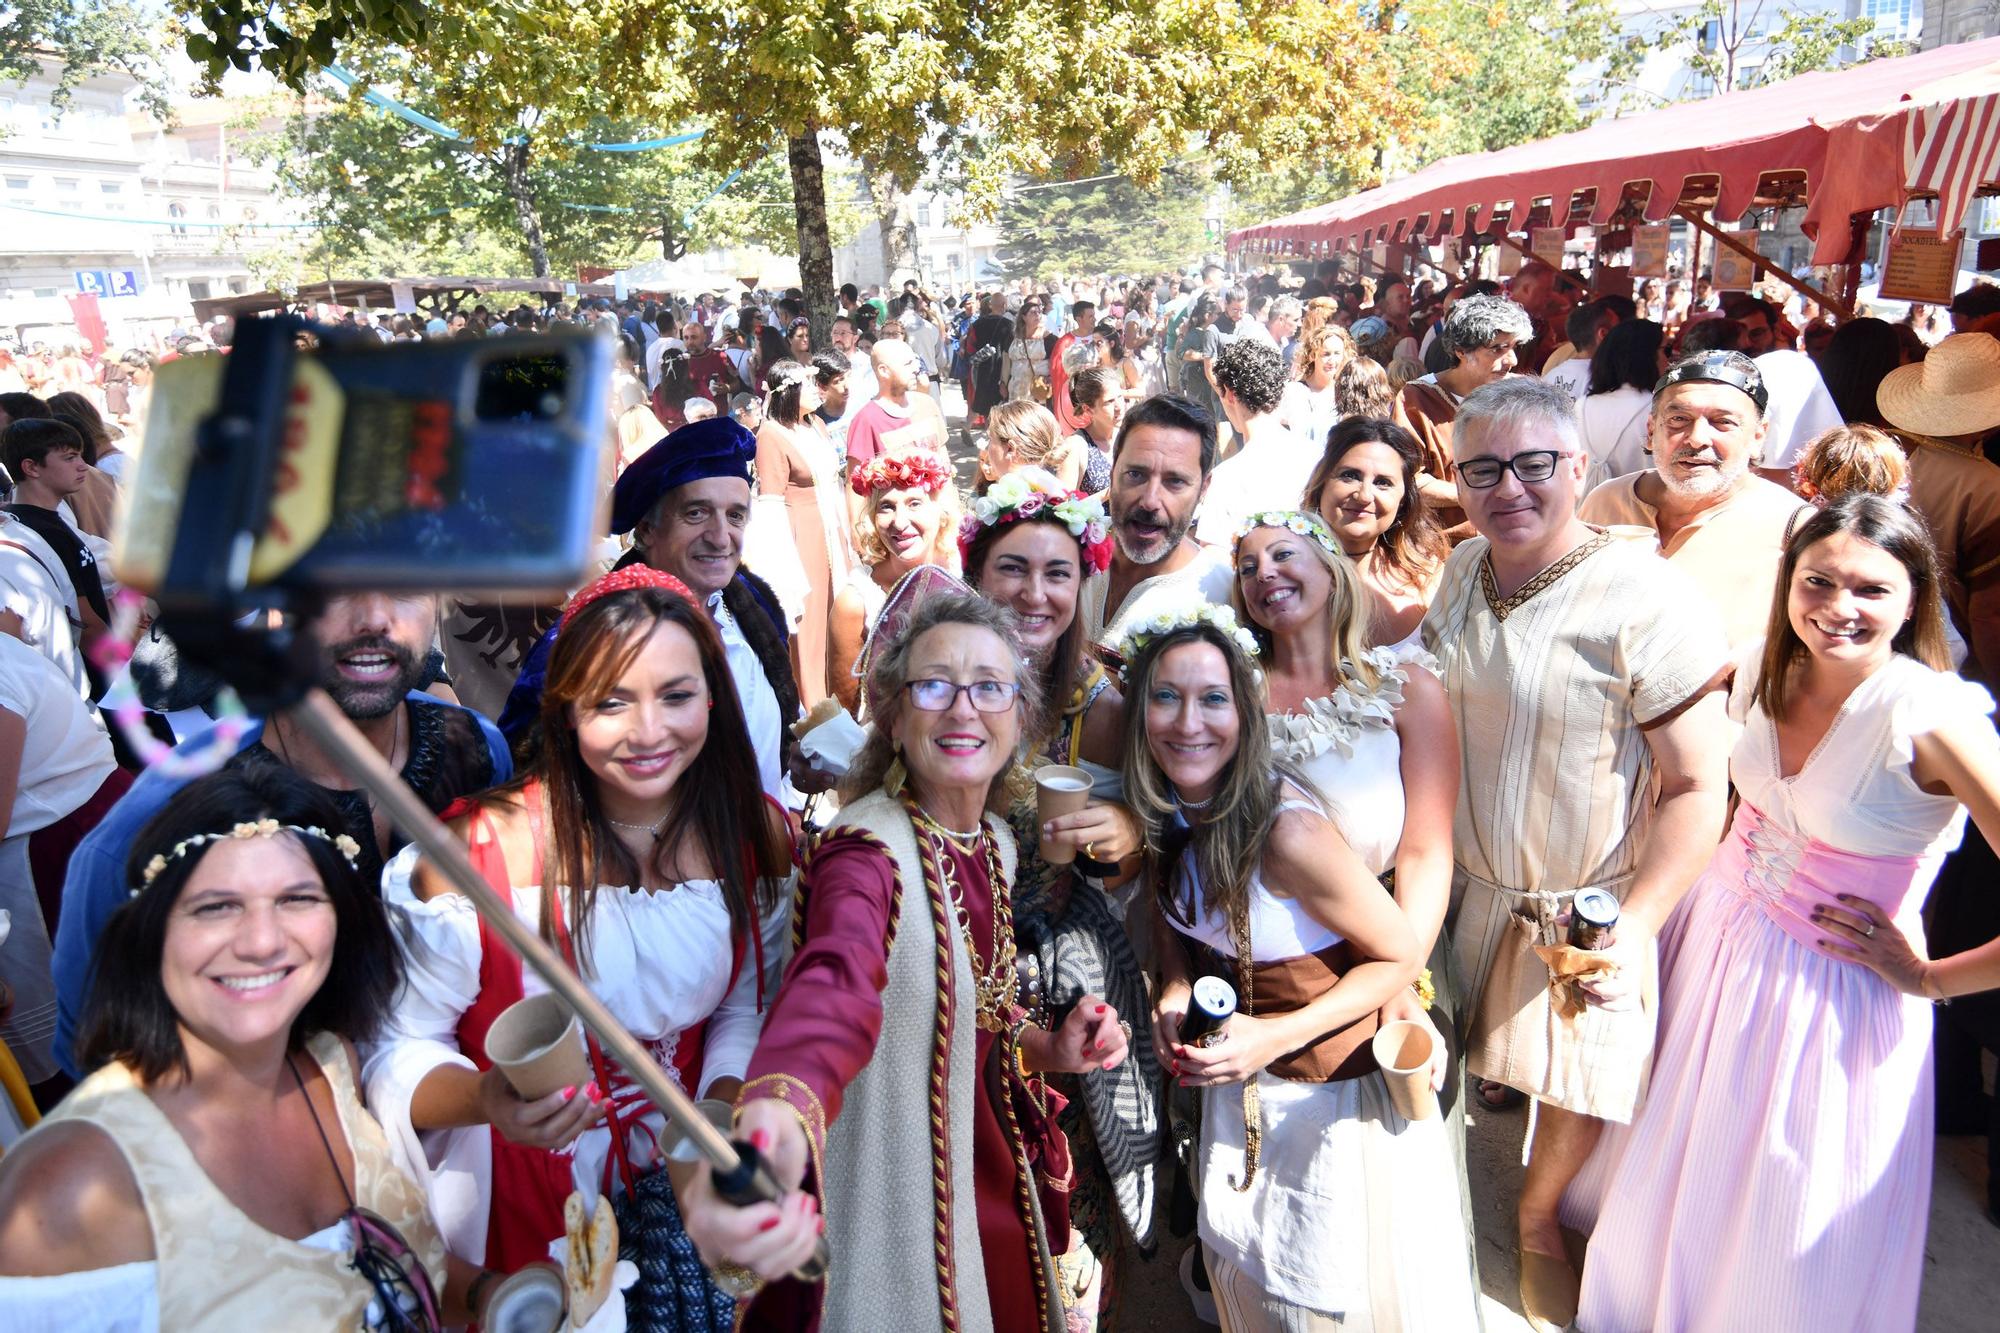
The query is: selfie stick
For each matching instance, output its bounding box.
[158,316,826,1284]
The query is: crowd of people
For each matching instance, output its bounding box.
[0,250,1997,1333]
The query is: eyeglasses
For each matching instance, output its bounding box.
[903,678,1021,712]
[1455,450,1574,490]
[346,1206,441,1331]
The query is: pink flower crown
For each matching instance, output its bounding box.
[959,467,1114,576]
[849,448,954,497]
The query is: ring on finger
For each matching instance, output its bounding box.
[1863,923,1876,937]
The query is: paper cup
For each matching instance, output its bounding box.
[482,1263,567,1333]
[1371,1020,1440,1122]
[663,1097,735,1164]
[486,992,590,1101]
[1034,764,1093,865]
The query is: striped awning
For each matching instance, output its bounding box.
[1232,37,2000,267]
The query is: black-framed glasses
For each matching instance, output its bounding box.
[347,1206,441,1331]
[904,678,1021,712]
[1455,450,1573,490]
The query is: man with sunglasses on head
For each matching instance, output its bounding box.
[1422,375,1732,1333]
[1578,351,1811,651]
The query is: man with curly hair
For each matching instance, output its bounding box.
[1193,339,1307,545]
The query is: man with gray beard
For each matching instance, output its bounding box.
[1078,393,1235,650]
[1579,351,1812,651]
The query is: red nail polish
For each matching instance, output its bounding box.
[759,1216,780,1233]
[1095,1004,1108,1014]
[750,1128,772,1152]
[560,1085,577,1100]
[816,1216,826,1234]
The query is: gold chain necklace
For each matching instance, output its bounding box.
[909,802,1018,1032]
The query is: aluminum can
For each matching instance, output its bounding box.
[1569,887,1620,952]
[1178,975,1238,1048]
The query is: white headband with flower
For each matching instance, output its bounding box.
[1231,510,1342,564]
[136,820,364,897]
[1109,599,1262,661]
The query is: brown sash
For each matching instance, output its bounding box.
[1183,936,1380,1082]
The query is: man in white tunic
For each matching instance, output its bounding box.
[1421,376,1732,1332]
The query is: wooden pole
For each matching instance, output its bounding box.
[1672,206,1854,320]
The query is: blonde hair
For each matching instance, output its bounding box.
[1291,323,1354,382]
[852,448,962,569]
[1229,521,1381,696]
[1299,296,1340,344]
[987,399,1062,462]
[1794,424,1907,503]
[1386,355,1427,394]
[1336,356,1392,418]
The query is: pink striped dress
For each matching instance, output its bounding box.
[1572,652,1992,1332]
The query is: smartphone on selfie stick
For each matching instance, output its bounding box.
[117,314,828,1282]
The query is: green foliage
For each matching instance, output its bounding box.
[0,0,170,122]
[1616,0,1900,100]
[240,82,802,282]
[996,166,1216,279]
[1395,0,1624,159]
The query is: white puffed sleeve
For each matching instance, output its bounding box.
[358,843,494,1263]
[694,872,797,1097]
[0,1263,156,1332]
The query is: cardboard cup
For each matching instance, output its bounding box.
[1034,764,1093,865]
[486,992,590,1101]
[482,1263,566,1333]
[1372,1019,1441,1122]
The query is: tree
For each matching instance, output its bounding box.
[1613,0,1903,102]
[996,165,1217,279]
[1,0,169,122]
[240,78,801,284]
[173,0,1436,336]
[1396,0,1624,159]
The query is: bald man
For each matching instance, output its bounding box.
[842,338,948,470]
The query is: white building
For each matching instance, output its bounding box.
[834,186,1002,293]
[0,58,304,348]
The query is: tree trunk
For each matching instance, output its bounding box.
[500,141,552,278]
[864,159,919,290]
[788,130,838,346]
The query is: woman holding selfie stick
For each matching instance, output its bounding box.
[960,470,1157,1328]
[682,584,1130,1332]
[365,568,792,1326]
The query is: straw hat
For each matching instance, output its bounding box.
[1877,332,2000,439]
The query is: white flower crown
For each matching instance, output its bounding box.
[1232,509,1341,561]
[135,820,364,897]
[1109,599,1261,660]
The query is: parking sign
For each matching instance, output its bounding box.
[107,270,139,297]
[74,270,107,295]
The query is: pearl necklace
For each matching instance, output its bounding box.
[605,814,665,835]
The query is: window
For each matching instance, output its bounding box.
[52,178,78,194]
[918,202,933,228]
[168,200,187,235]
[4,176,29,192]
[31,289,57,299]
[187,279,212,300]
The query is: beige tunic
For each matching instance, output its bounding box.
[1422,532,1728,1118]
[1577,472,1810,653]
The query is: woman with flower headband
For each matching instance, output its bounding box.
[1231,508,1481,1316]
[1120,601,1476,1330]
[959,467,1157,1328]
[828,447,961,716]
[681,584,1132,1333]
[1301,417,1448,654]
[0,766,510,1330]
[363,567,794,1328]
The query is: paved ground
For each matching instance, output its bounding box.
[1115,1101,1996,1332]
[932,384,2000,1330]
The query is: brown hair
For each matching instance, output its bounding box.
[1120,623,1300,935]
[517,586,786,966]
[1303,416,1446,590]
[1793,424,1907,503]
[1335,356,1392,419]
[1755,494,1952,723]
[964,513,1089,756]
[1298,296,1340,344]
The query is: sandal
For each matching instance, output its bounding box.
[1519,1247,1580,1332]
[1477,1078,1526,1110]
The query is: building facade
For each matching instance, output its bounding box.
[0,58,303,349]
